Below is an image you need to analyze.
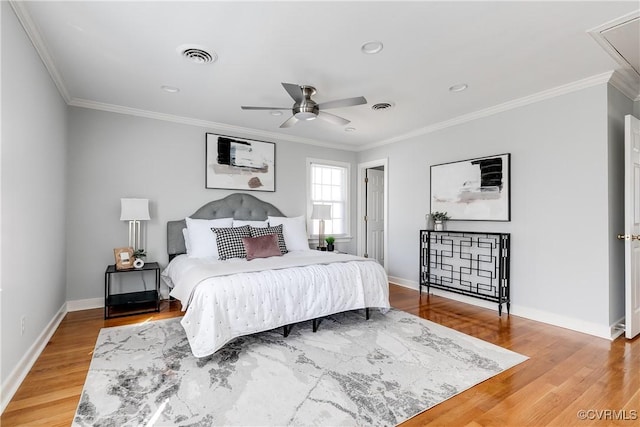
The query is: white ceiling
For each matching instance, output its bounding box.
[11,1,640,150]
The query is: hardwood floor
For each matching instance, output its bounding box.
[2,284,638,426]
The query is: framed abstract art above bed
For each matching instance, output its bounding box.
[205,133,275,191]
[430,153,511,221]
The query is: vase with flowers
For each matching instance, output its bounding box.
[430,211,450,231]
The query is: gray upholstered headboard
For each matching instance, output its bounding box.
[167,193,285,259]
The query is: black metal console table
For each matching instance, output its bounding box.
[419,230,510,315]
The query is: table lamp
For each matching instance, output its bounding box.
[311,204,332,250]
[120,198,150,251]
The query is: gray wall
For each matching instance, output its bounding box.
[357,84,616,333]
[1,2,68,384]
[65,107,357,301]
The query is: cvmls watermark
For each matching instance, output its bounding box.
[577,409,638,421]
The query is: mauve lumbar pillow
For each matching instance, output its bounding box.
[242,234,283,261]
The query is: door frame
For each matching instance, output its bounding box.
[357,158,388,271]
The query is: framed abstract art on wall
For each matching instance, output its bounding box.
[430,153,511,221]
[205,133,275,192]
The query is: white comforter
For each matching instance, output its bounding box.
[162,251,390,357]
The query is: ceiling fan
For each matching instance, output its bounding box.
[241,83,367,128]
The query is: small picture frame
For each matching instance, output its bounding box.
[114,247,134,270]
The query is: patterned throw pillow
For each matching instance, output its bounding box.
[212,225,251,260]
[250,224,288,254]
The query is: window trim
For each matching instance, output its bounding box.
[306,158,352,240]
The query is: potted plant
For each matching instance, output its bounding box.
[325,236,335,252]
[430,212,450,231]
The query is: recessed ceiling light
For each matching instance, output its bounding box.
[361,41,383,54]
[345,127,356,132]
[270,111,283,116]
[161,85,180,93]
[449,83,468,92]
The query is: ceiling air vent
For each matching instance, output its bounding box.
[371,102,394,111]
[178,45,217,64]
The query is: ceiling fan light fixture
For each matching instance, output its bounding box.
[295,111,317,121]
[361,41,384,54]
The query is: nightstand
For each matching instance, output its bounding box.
[104,262,161,319]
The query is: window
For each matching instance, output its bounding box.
[307,159,350,238]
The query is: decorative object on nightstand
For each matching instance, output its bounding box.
[120,198,150,251]
[430,211,450,231]
[133,249,147,269]
[311,204,332,250]
[325,236,335,252]
[104,262,161,319]
[113,247,134,270]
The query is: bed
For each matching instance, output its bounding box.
[162,193,390,357]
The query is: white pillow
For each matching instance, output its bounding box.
[232,219,268,228]
[267,215,310,251]
[185,217,233,258]
[182,228,191,253]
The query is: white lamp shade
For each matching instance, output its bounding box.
[120,198,150,221]
[311,204,332,220]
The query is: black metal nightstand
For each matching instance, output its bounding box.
[104,262,161,319]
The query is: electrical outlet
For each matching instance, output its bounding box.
[21,316,25,336]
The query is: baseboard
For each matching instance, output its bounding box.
[1,302,67,413]
[609,316,626,340]
[389,276,505,312]
[66,297,103,311]
[388,276,613,340]
[509,304,612,340]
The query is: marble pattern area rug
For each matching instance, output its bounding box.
[73,309,527,426]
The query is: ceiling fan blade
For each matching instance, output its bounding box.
[317,96,367,110]
[281,83,304,103]
[317,111,350,126]
[279,115,299,128]
[241,106,290,110]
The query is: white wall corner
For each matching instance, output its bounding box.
[66,297,104,312]
[1,302,67,413]
[388,276,613,340]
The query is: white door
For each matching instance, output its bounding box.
[624,114,640,339]
[366,168,385,265]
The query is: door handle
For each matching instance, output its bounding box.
[617,234,640,240]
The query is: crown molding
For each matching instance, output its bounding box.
[11,1,352,152]
[67,98,352,151]
[356,71,616,151]
[12,0,635,153]
[609,69,640,102]
[9,0,71,103]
